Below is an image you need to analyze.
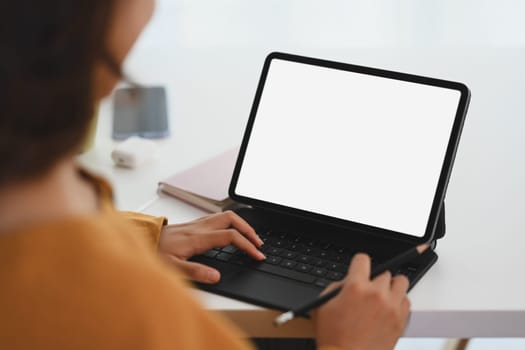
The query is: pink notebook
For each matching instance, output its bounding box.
[158,147,239,212]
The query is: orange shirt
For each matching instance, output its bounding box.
[0,172,253,349]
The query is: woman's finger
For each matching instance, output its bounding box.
[391,274,410,302]
[203,211,263,247]
[371,270,392,290]
[163,254,221,284]
[346,253,372,283]
[400,297,412,331]
[192,229,266,261]
[401,297,411,319]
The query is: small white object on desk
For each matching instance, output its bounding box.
[111,136,157,168]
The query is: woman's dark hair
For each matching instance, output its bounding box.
[0,1,119,186]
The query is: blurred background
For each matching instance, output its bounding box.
[137,0,525,50]
[119,0,525,166]
[108,2,525,348]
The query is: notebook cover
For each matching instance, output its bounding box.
[160,147,239,202]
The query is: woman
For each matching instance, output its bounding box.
[0,1,411,349]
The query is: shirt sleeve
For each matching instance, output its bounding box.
[106,238,256,350]
[119,211,167,247]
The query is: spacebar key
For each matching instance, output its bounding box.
[254,263,316,284]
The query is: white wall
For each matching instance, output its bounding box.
[136,0,525,51]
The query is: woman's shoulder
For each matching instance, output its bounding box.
[0,209,172,287]
[0,167,172,309]
[0,212,167,296]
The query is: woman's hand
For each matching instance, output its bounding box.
[158,211,265,283]
[313,254,410,350]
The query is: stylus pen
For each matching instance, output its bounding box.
[273,243,430,327]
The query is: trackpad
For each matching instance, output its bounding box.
[213,270,322,311]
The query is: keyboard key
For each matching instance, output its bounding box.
[281,250,298,260]
[216,252,233,262]
[311,268,327,277]
[301,246,316,255]
[332,254,343,262]
[332,254,350,264]
[255,263,316,284]
[221,245,239,254]
[280,259,297,269]
[306,239,317,247]
[288,243,300,251]
[231,255,251,266]
[315,279,331,288]
[327,271,344,281]
[295,263,311,273]
[273,240,289,249]
[406,265,418,272]
[267,247,282,256]
[327,262,346,273]
[317,250,329,259]
[203,250,219,258]
[297,255,312,264]
[336,247,348,255]
[400,265,418,279]
[312,259,327,268]
[266,256,282,265]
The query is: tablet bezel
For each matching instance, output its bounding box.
[229,52,470,244]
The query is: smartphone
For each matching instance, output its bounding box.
[112,86,169,140]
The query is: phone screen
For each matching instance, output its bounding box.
[112,86,169,140]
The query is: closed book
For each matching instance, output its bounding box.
[158,147,239,213]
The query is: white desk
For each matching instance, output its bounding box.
[78,47,525,338]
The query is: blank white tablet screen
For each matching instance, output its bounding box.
[235,59,461,237]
